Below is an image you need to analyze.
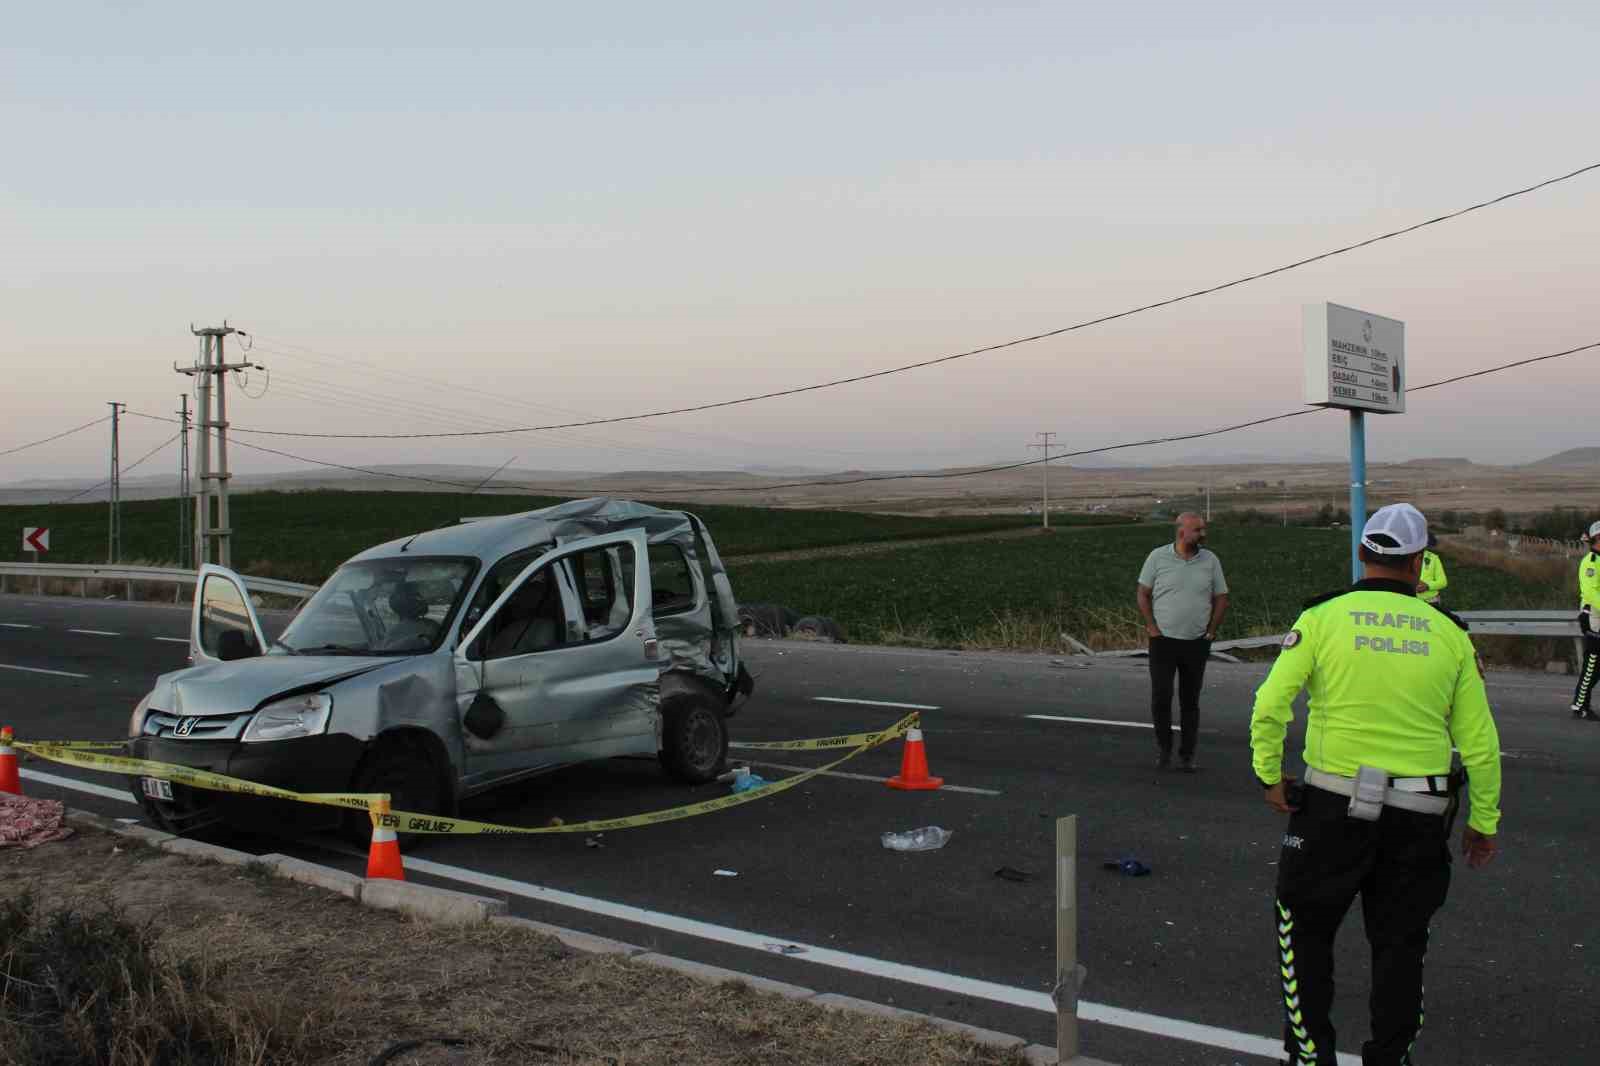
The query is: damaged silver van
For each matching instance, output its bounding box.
[127,498,754,837]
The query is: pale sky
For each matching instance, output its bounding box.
[5,2,1599,488]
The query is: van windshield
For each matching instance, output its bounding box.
[275,556,477,656]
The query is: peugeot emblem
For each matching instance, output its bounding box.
[174,717,199,738]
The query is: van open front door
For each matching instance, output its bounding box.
[191,564,268,665]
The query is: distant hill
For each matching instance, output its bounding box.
[1526,448,1600,468]
[1394,457,1476,468]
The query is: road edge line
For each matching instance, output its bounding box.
[51,809,1105,1066]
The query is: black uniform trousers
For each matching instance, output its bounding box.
[1275,786,1451,1066]
[1148,636,1210,759]
[1573,610,1600,711]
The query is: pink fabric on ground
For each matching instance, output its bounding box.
[0,793,74,849]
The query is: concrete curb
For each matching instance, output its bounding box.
[66,810,1114,1065]
[360,877,507,926]
[491,915,645,957]
[260,854,365,900]
[634,951,818,1001]
[161,837,262,867]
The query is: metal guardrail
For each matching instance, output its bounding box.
[1099,610,1579,659]
[0,563,317,603]
[1453,609,1576,638]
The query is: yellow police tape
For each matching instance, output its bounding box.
[15,711,920,836]
[727,725,903,751]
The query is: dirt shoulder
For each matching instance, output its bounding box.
[0,825,1032,1066]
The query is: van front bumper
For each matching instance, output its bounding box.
[127,733,365,834]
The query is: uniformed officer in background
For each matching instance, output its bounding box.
[1250,503,1501,1066]
[1416,533,1447,607]
[1570,520,1600,720]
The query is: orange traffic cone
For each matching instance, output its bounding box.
[366,795,405,881]
[0,727,20,796]
[887,724,943,791]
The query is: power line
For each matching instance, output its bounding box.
[131,335,1600,498]
[666,338,1600,494]
[247,337,892,461]
[0,415,113,459]
[209,159,1600,442]
[52,433,182,504]
[260,368,763,466]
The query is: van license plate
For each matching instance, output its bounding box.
[141,777,174,803]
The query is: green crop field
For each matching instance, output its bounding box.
[726,525,1569,650]
[0,490,1111,584]
[5,492,1558,655]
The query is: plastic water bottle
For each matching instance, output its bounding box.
[880,826,952,851]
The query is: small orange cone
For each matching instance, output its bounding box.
[366,794,405,881]
[887,724,943,791]
[0,727,20,796]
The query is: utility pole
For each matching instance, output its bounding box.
[107,402,126,563]
[1029,431,1058,530]
[180,323,258,568]
[177,395,191,570]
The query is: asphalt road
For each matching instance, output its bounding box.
[2,591,1594,1066]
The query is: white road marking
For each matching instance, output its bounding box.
[1028,714,1152,729]
[1,623,36,629]
[813,697,939,710]
[27,770,1359,1064]
[398,855,1357,1065]
[741,759,1002,797]
[154,637,190,644]
[20,768,137,803]
[68,628,120,637]
[0,663,90,679]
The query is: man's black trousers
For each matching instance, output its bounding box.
[1147,635,1210,759]
[1275,785,1451,1066]
[1574,611,1600,711]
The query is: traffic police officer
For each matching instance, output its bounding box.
[1416,533,1447,607]
[1250,503,1501,1066]
[1570,520,1600,719]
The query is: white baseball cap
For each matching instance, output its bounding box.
[1361,503,1429,555]
[1587,520,1600,540]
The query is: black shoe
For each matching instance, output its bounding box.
[1584,712,1600,722]
[1178,756,1197,773]
[1157,750,1172,771]
[1573,701,1586,718]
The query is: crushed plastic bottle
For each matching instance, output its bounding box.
[880,826,953,851]
[730,769,769,794]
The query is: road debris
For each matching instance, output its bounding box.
[881,826,952,851]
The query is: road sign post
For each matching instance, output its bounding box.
[1056,815,1078,1061]
[1304,304,1405,581]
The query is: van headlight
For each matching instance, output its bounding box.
[242,693,333,743]
[128,693,154,738]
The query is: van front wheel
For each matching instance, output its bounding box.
[659,693,728,784]
[345,734,447,848]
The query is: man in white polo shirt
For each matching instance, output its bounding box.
[1137,513,1230,772]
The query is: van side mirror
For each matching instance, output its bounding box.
[217,629,259,662]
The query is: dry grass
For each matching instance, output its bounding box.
[1441,541,1576,591]
[0,830,1032,1066]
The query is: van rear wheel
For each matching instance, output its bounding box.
[659,693,728,784]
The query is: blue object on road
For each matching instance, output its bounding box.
[730,771,769,794]
[1102,857,1152,876]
